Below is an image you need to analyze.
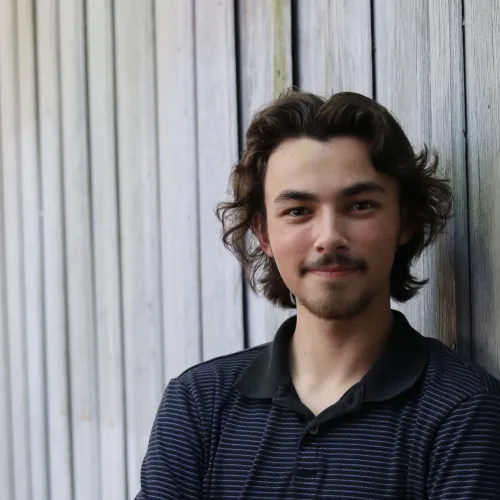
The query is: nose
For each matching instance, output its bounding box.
[313,210,349,252]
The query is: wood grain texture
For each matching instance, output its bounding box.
[375,0,467,348]
[297,0,372,96]
[59,0,100,497]
[465,0,500,376]
[36,0,74,498]
[195,0,244,360]
[0,140,14,500]
[17,0,49,497]
[155,0,202,382]
[0,0,32,497]
[1,0,499,494]
[86,0,127,498]
[238,0,295,346]
[114,0,163,494]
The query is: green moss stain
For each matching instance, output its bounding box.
[272,0,288,98]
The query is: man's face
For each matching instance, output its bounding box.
[255,136,410,321]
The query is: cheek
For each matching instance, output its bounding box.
[353,221,398,264]
[358,225,389,246]
[268,223,311,261]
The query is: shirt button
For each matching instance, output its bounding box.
[272,387,286,404]
[309,426,319,435]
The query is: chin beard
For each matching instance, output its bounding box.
[297,289,376,321]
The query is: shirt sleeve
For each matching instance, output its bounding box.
[134,378,207,499]
[427,392,500,499]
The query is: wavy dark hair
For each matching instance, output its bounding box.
[216,88,453,308]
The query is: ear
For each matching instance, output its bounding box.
[252,212,273,257]
[398,227,413,247]
[397,207,413,247]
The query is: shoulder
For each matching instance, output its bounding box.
[422,337,500,409]
[153,345,267,441]
[144,345,267,467]
[172,343,267,405]
[424,345,500,495]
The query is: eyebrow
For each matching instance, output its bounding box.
[341,181,386,197]
[273,181,386,204]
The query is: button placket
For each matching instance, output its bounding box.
[294,426,321,482]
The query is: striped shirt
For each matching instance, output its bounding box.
[136,310,500,499]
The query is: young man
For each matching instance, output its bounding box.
[136,90,500,499]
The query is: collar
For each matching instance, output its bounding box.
[235,310,430,403]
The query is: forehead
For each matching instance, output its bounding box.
[265,136,394,197]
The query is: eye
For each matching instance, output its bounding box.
[286,207,310,217]
[349,200,378,212]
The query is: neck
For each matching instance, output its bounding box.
[290,299,394,393]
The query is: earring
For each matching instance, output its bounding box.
[290,292,296,306]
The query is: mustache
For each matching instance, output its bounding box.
[300,252,367,275]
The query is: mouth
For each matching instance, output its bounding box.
[309,266,358,278]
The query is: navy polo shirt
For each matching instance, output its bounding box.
[136,310,500,499]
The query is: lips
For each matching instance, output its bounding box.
[300,254,366,277]
[312,266,355,272]
[310,267,358,277]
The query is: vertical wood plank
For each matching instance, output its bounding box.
[427,0,469,355]
[0,0,32,498]
[297,0,372,96]
[58,0,100,498]
[86,0,127,498]
[114,0,163,493]
[195,0,244,359]
[239,0,294,346]
[36,0,74,498]
[465,0,500,376]
[0,154,14,500]
[17,0,49,497]
[155,0,202,380]
[375,0,467,347]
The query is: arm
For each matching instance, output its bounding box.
[427,393,500,499]
[135,378,207,499]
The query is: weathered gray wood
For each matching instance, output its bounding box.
[17,0,49,497]
[239,0,295,346]
[114,0,163,494]
[298,0,372,96]
[465,0,500,376]
[86,0,127,498]
[195,0,244,359]
[59,0,100,497]
[0,0,32,498]
[155,0,202,381]
[2,0,499,493]
[375,0,467,349]
[35,0,74,498]
[0,149,14,500]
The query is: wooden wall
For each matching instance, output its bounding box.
[0,1,498,498]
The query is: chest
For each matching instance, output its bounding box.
[203,404,429,499]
